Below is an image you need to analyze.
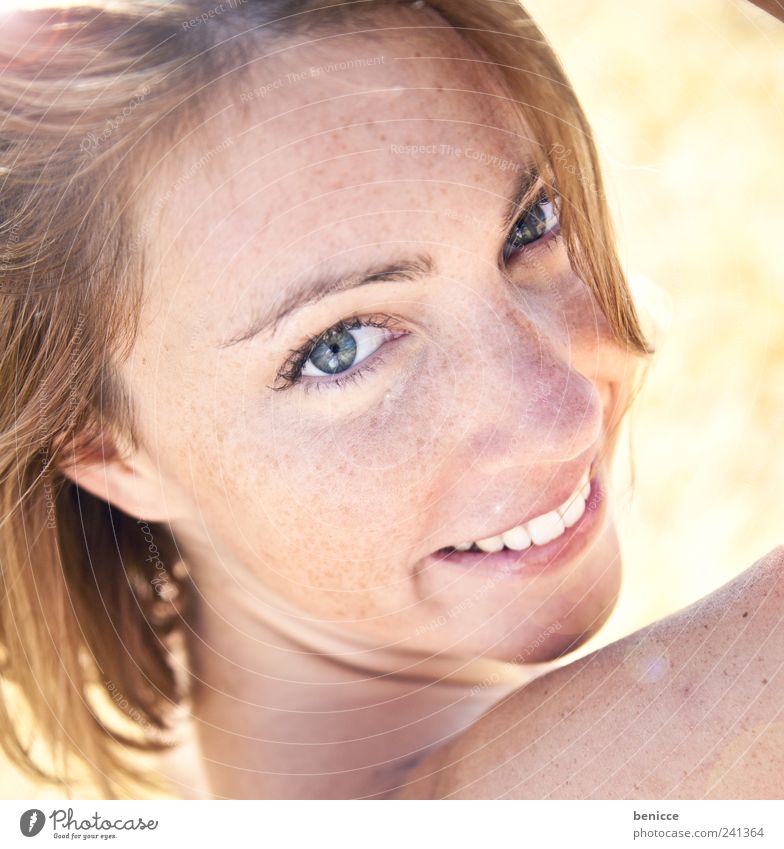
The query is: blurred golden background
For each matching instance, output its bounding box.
[2,0,783,797]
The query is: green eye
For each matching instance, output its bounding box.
[503,195,559,261]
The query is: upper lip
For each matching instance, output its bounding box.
[431,456,597,553]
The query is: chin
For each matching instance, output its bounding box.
[475,563,622,664]
[479,607,616,665]
[518,611,614,663]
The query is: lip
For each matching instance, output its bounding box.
[433,455,599,554]
[422,465,608,578]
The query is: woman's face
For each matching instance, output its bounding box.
[120,22,638,663]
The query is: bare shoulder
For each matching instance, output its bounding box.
[393,546,784,799]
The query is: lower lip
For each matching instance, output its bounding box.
[423,469,609,578]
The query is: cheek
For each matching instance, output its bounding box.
[556,270,628,363]
[255,365,451,541]
[136,341,451,604]
[526,259,606,341]
[165,379,447,603]
[532,263,634,396]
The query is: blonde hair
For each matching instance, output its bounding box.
[0,0,650,796]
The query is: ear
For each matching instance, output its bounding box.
[55,430,185,524]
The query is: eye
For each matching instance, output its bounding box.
[273,314,405,391]
[301,321,389,377]
[503,192,559,262]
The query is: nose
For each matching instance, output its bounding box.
[452,293,605,475]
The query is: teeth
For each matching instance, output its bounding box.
[501,524,532,551]
[475,535,505,553]
[527,510,565,545]
[559,493,586,528]
[449,469,593,554]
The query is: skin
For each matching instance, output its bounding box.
[60,5,780,798]
[72,7,635,660]
[384,0,784,801]
[65,11,636,796]
[393,545,784,799]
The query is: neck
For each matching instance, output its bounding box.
[180,558,549,799]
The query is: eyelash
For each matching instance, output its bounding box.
[503,189,560,262]
[271,314,402,394]
[273,191,560,393]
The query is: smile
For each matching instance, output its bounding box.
[427,461,607,576]
[448,470,591,554]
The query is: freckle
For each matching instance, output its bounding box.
[762,678,768,685]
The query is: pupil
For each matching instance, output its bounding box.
[514,206,547,246]
[309,327,357,374]
[504,201,551,262]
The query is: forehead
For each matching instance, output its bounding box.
[144,20,533,335]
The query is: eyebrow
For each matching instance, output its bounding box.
[220,162,541,348]
[220,255,435,347]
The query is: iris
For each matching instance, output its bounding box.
[504,197,558,259]
[308,326,358,374]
